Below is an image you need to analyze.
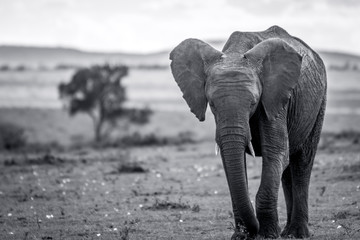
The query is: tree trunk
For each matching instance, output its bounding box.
[88,111,103,143]
[94,120,103,142]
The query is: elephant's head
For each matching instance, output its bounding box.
[170,38,302,236]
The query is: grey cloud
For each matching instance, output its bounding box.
[326,0,360,7]
[227,0,295,16]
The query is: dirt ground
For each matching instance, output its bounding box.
[0,136,359,239]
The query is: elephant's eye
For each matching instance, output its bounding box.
[209,102,216,110]
[209,100,219,115]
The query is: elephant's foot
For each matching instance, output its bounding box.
[257,210,281,239]
[231,225,255,240]
[258,224,281,239]
[280,223,290,237]
[281,222,310,239]
[258,217,280,238]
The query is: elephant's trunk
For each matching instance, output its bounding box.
[218,127,259,236]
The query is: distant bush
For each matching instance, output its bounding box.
[319,130,360,152]
[118,131,196,147]
[14,65,27,71]
[120,132,168,146]
[0,64,10,71]
[0,64,32,71]
[0,122,27,150]
[4,153,68,166]
[90,131,196,148]
[329,61,360,72]
[25,141,64,153]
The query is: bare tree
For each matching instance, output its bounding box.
[59,64,152,142]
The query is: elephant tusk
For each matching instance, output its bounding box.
[248,141,256,159]
[215,143,220,156]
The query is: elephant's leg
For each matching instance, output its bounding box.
[285,147,314,238]
[256,159,283,238]
[256,116,288,238]
[280,165,293,237]
[284,103,325,238]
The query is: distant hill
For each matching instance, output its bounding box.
[0,45,360,71]
[317,51,360,71]
[0,45,169,69]
[318,51,360,62]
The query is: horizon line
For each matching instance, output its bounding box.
[1,43,360,57]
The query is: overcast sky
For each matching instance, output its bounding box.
[1,0,359,54]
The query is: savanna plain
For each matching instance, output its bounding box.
[0,50,360,239]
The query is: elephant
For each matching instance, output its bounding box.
[169,26,326,239]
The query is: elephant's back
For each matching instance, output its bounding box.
[255,26,327,153]
[259,26,326,75]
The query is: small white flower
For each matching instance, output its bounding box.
[7,213,12,217]
[179,219,183,223]
[337,225,342,229]
[96,233,101,237]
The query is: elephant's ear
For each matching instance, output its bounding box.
[244,38,302,121]
[170,39,223,121]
